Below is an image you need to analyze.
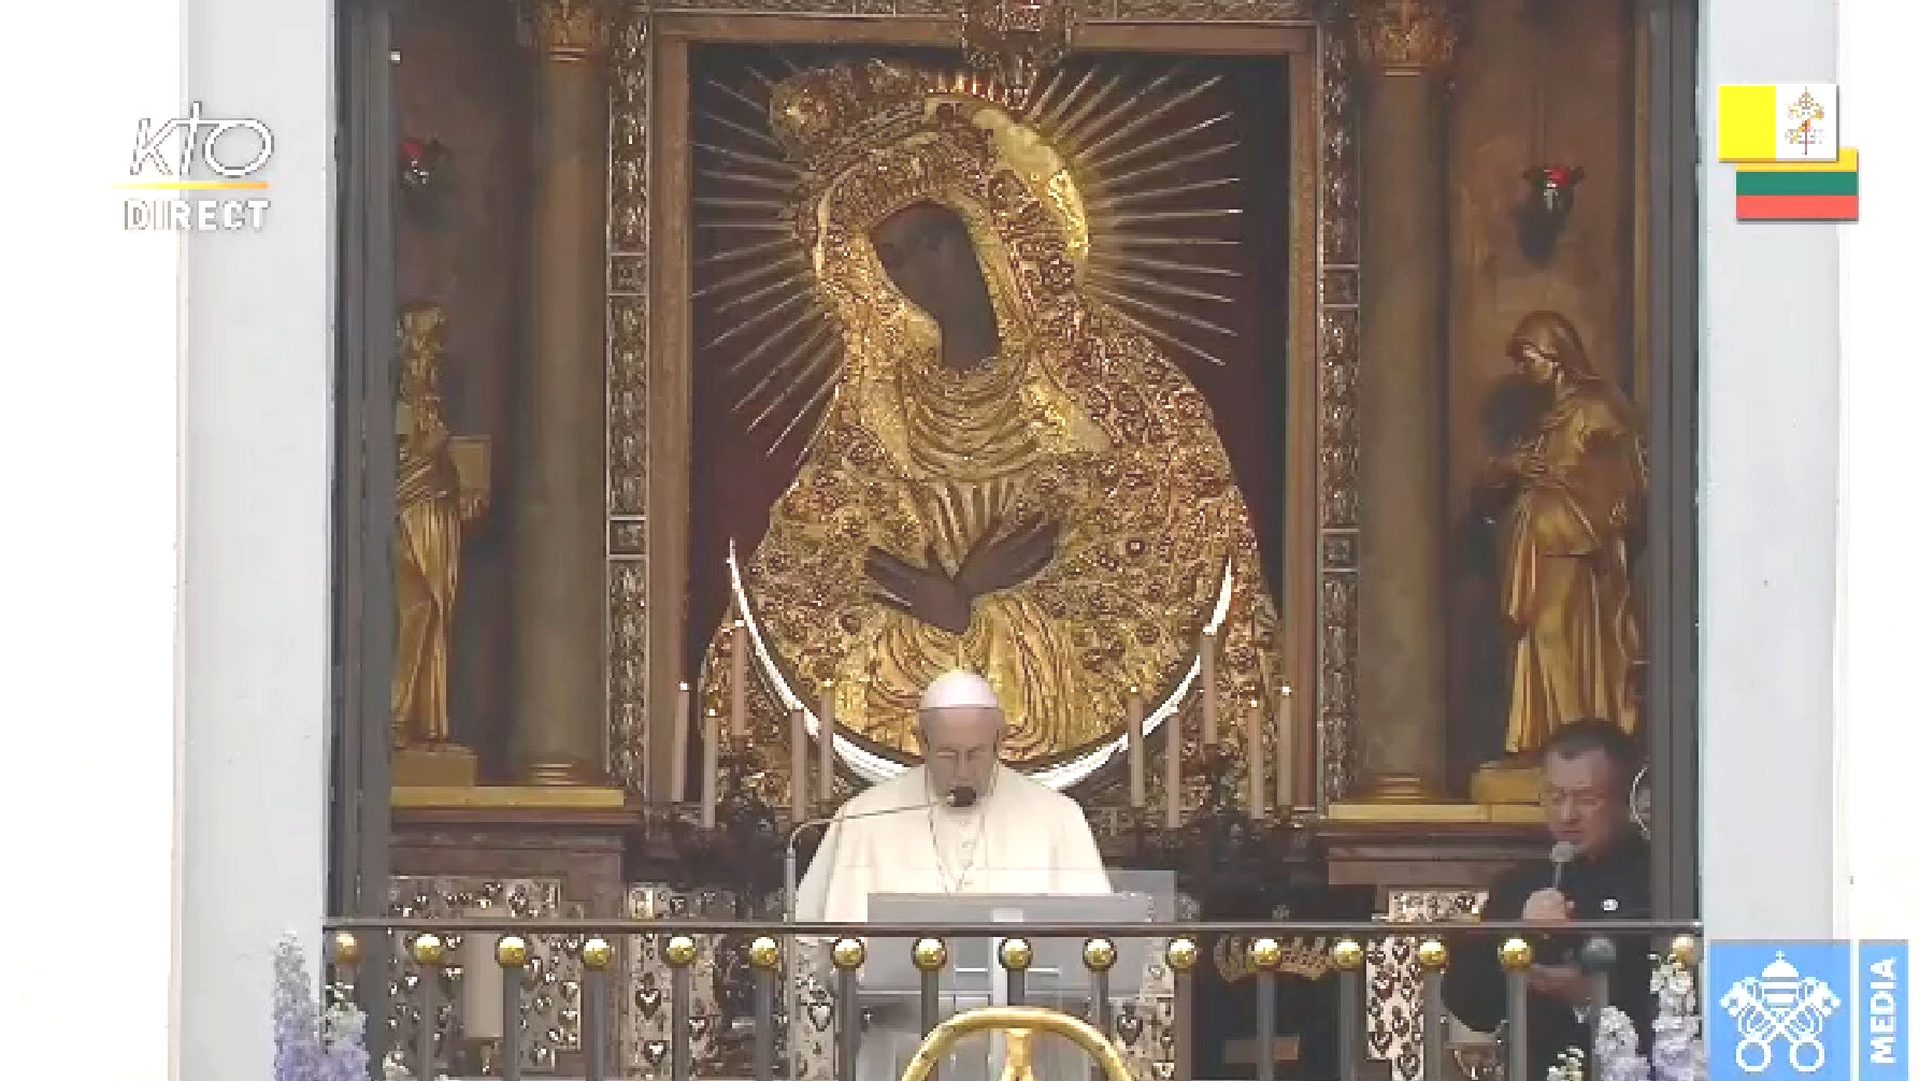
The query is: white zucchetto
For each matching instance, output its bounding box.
[918,670,1000,711]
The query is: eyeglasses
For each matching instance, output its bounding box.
[1542,789,1608,813]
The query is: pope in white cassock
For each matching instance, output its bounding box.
[793,672,1112,1081]
[794,670,1112,921]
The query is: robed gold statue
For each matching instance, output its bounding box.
[392,304,490,785]
[700,63,1285,763]
[1473,311,1646,799]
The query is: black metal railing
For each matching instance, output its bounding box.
[323,917,1703,1081]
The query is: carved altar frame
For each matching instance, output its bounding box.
[601,1,1362,808]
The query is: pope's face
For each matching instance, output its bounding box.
[919,706,1002,799]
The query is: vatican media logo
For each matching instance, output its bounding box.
[1721,952,1843,1073]
[120,102,273,232]
[1709,940,1909,1081]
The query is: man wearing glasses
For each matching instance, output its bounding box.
[1442,719,1652,1078]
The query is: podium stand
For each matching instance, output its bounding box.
[860,893,1155,1081]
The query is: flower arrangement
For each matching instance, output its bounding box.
[273,936,371,1081]
[1570,950,1706,1081]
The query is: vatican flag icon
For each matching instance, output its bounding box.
[1709,941,1851,1079]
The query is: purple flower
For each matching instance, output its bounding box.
[274,936,375,1081]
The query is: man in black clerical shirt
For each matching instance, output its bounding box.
[1443,720,1652,1079]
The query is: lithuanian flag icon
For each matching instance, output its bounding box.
[1735,148,1859,222]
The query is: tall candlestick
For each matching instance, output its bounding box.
[1126,687,1146,808]
[1276,684,1296,810]
[1245,696,1266,820]
[1164,710,1183,829]
[1200,630,1219,744]
[788,707,808,823]
[817,679,836,813]
[729,619,748,738]
[700,707,720,829]
[669,681,691,803]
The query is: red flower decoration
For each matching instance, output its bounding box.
[1526,164,1586,190]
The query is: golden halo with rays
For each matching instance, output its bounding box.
[692,52,1245,457]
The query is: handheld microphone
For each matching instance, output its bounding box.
[1548,841,1578,891]
[783,788,977,921]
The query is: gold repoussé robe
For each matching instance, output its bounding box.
[1499,383,1648,752]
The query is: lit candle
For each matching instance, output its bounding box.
[1246,696,1266,820]
[1276,684,1296,810]
[700,707,720,829]
[730,619,749,738]
[1164,710,1182,829]
[669,681,691,803]
[789,707,808,822]
[1126,687,1146,808]
[817,679,836,813]
[1200,629,1218,744]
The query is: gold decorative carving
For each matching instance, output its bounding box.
[622,886,733,1080]
[522,0,612,60]
[1317,24,1361,800]
[1351,0,1460,76]
[958,0,1075,105]
[607,10,651,793]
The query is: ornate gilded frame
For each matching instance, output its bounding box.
[603,0,1364,806]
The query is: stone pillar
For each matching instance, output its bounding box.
[1352,0,1459,801]
[512,0,610,785]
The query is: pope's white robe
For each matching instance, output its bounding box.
[795,763,1111,921]
[792,764,1111,1081]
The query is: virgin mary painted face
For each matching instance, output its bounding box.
[870,201,1001,370]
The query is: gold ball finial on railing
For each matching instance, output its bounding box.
[1498,937,1534,972]
[1415,939,1449,973]
[411,933,446,966]
[999,937,1034,972]
[1250,937,1283,972]
[832,937,867,970]
[581,937,615,972]
[1166,937,1199,972]
[913,937,949,972]
[665,935,699,968]
[1082,938,1117,973]
[1668,934,1700,969]
[1330,939,1365,972]
[330,931,362,968]
[497,936,530,968]
[748,936,782,970]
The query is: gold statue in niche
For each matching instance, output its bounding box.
[392,303,491,786]
[699,62,1284,763]
[1472,311,1646,802]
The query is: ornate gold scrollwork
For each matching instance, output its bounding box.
[1351,0,1461,76]
[521,0,611,60]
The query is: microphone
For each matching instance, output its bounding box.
[1548,841,1578,891]
[783,788,978,922]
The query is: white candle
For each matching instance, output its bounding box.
[1200,629,1218,744]
[1246,696,1266,820]
[1126,687,1146,808]
[1276,684,1296,810]
[1164,710,1182,829]
[701,707,720,829]
[789,707,808,822]
[669,681,691,803]
[729,619,748,738]
[817,679,836,813]
[460,923,504,1040]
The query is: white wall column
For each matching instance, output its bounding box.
[177,0,335,1078]
[1698,0,1841,937]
